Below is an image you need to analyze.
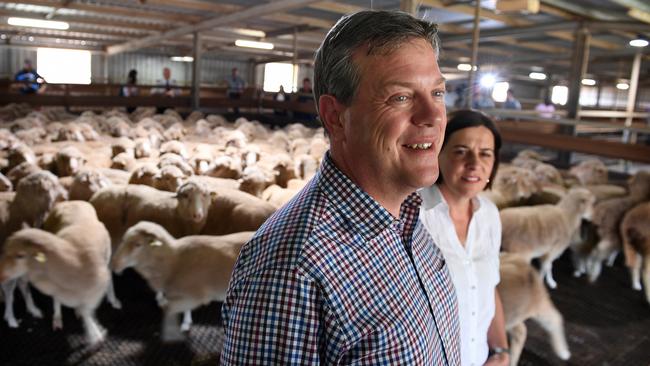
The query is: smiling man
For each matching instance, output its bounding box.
[221,10,460,365]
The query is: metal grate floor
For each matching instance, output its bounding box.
[1,253,649,365]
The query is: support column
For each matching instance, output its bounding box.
[557,24,590,167]
[466,0,481,109]
[623,51,642,143]
[191,31,202,111]
[292,26,298,92]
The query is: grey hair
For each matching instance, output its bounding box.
[313,10,440,116]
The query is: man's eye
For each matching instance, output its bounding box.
[392,95,409,103]
[433,90,445,97]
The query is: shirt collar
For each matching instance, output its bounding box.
[418,184,482,213]
[318,152,422,241]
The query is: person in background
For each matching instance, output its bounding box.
[535,96,555,119]
[294,77,316,121]
[274,85,288,116]
[419,109,509,366]
[120,69,139,113]
[472,88,495,110]
[503,89,521,110]
[151,67,181,114]
[221,10,460,365]
[225,67,245,115]
[15,59,46,95]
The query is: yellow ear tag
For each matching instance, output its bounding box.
[34,252,47,263]
[149,240,163,247]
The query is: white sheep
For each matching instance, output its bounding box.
[238,165,277,198]
[111,137,135,158]
[620,201,650,303]
[69,169,112,201]
[190,143,214,175]
[154,165,185,192]
[206,155,242,179]
[111,221,253,341]
[128,163,159,187]
[262,179,307,208]
[0,172,12,192]
[480,166,539,209]
[200,187,276,235]
[110,152,136,172]
[501,187,595,288]
[569,159,608,186]
[160,140,189,160]
[7,161,41,187]
[134,137,152,158]
[158,153,194,177]
[0,201,112,345]
[55,146,86,177]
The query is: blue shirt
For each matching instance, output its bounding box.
[15,68,42,94]
[221,152,461,365]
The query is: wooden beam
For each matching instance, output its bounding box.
[308,1,364,15]
[106,0,322,55]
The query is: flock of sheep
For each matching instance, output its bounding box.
[0,102,648,365]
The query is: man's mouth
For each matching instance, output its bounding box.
[404,143,433,150]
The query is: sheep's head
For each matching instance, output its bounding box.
[129,164,158,186]
[569,159,608,185]
[565,187,596,220]
[56,146,86,177]
[628,171,650,199]
[154,165,185,192]
[15,171,68,226]
[71,170,111,200]
[112,221,168,274]
[493,166,539,201]
[175,181,212,225]
[0,228,52,282]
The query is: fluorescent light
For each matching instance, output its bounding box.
[492,82,509,103]
[480,74,496,88]
[552,85,568,105]
[616,83,629,90]
[235,39,274,50]
[529,72,547,80]
[8,17,69,30]
[228,27,266,38]
[629,38,649,47]
[457,63,477,71]
[171,56,193,62]
[581,78,596,86]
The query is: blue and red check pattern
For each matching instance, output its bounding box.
[221,152,461,365]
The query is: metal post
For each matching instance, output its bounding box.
[292,26,298,92]
[191,31,202,111]
[623,51,642,142]
[466,0,481,109]
[557,24,590,168]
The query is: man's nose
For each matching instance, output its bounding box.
[413,97,445,127]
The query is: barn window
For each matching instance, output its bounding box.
[263,62,298,93]
[551,85,568,106]
[36,48,91,85]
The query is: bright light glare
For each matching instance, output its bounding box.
[480,74,496,88]
[551,85,568,105]
[263,63,297,93]
[629,39,649,47]
[492,82,509,103]
[529,72,547,80]
[37,48,91,84]
[235,39,274,50]
[457,63,477,71]
[8,17,69,30]
[581,78,596,86]
[171,56,193,62]
[616,83,630,90]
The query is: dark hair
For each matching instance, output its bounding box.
[313,10,440,116]
[437,109,502,190]
[127,69,137,84]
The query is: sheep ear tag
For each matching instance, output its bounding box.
[150,240,163,247]
[34,252,47,263]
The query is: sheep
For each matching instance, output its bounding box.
[498,254,570,365]
[52,123,85,142]
[0,173,12,192]
[205,114,228,128]
[585,171,650,282]
[154,165,185,192]
[77,122,99,141]
[620,202,650,303]
[206,155,242,179]
[262,179,307,208]
[163,122,186,141]
[295,154,319,180]
[89,181,213,249]
[193,119,212,136]
[36,152,56,172]
[0,201,112,345]
[134,137,152,158]
[501,187,595,288]
[238,165,276,198]
[481,166,539,209]
[309,137,329,161]
[7,143,36,171]
[190,144,214,175]
[108,116,131,137]
[96,168,131,186]
[6,161,41,187]
[111,221,253,341]
[55,146,85,177]
[15,127,47,146]
[224,130,247,149]
[186,175,240,192]
[200,187,276,235]
[69,169,112,201]
[111,137,135,158]
[129,163,159,187]
[110,152,136,172]
[569,159,608,186]
[160,141,189,160]
[185,110,204,125]
[158,153,194,177]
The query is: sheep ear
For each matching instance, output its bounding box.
[149,240,163,247]
[34,252,47,263]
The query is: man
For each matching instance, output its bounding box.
[150,67,180,114]
[504,89,522,110]
[225,67,245,115]
[295,77,316,121]
[15,59,45,95]
[221,10,460,365]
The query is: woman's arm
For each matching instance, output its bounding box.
[485,289,509,366]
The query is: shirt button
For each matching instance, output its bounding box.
[471,285,476,290]
[471,338,475,342]
[472,312,476,316]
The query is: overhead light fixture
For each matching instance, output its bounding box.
[457,63,477,71]
[480,74,497,88]
[616,82,630,90]
[629,37,649,48]
[529,72,547,80]
[171,56,193,62]
[8,17,69,30]
[235,39,273,50]
[225,27,266,38]
[581,78,596,86]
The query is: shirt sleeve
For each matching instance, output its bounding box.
[220,267,324,365]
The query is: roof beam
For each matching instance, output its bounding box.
[540,0,625,21]
[106,0,322,55]
[308,1,364,15]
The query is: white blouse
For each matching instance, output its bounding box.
[418,185,501,366]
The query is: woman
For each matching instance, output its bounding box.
[419,109,509,366]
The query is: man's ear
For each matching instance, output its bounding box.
[318,94,347,142]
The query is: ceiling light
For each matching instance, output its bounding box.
[529,72,547,80]
[581,78,596,86]
[171,56,193,62]
[480,74,497,88]
[616,82,629,90]
[235,39,273,50]
[8,17,69,30]
[225,27,266,38]
[457,63,477,71]
[629,38,649,48]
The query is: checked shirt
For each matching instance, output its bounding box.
[221,152,461,365]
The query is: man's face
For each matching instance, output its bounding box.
[303,79,311,90]
[335,38,447,198]
[163,68,171,80]
[232,68,238,77]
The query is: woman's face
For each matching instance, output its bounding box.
[438,125,495,201]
